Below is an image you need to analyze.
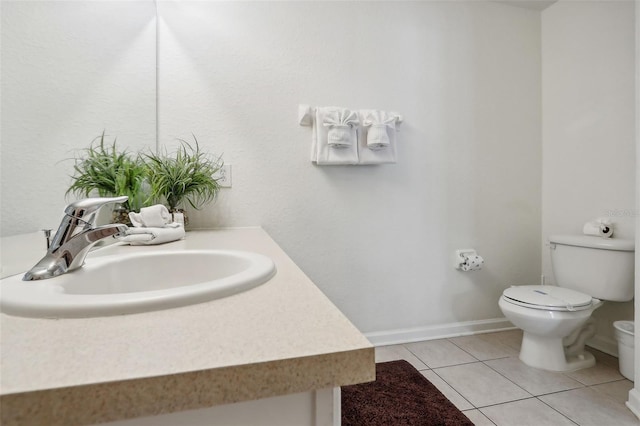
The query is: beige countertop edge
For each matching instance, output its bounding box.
[0,347,375,426]
[1,228,375,425]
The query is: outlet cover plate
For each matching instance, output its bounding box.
[216,164,232,188]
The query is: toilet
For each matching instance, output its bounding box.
[499,235,635,372]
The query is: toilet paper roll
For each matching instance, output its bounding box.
[583,221,613,238]
[461,254,484,272]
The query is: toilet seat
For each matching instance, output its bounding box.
[502,285,594,312]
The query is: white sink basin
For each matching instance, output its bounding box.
[0,250,276,318]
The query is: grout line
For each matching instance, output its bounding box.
[403,342,481,369]
[401,344,431,369]
[474,396,536,410]
[427,365,476,410]
[530,387,584,398]
[473,395,538,410]
[479,359,534,398]
[536,396,580,425]
[374,345,429,371]
[400,331,632,425]
[445,335,516,363]
[445,336,481,360]
[464,409,497,426]
[430,359,485,369]
[564,374,626,387]
[397,344,430,370]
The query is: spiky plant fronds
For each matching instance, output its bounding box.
[144,136,223,211]
[66,132,147,212]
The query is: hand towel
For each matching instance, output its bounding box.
[312,107,360,165]
[357,110,402,164]
[129,204,172,228]
[323,108,359,148]
[583,218,614,238]
[362,110,397,150]
[118,224,185,245]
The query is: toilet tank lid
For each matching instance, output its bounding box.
[549,235,635,252]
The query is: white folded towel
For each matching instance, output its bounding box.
[583,218,614,238]
[129,204,172,228]
[357,110,402,164]
[362,110,397,150]
[118,224,185,246]
[312,107,360,165]
[322,108,359,148]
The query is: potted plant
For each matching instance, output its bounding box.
[144,136,223,225]
[66,132,148,224]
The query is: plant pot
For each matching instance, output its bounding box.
[171,208,188,227]
[112,206,132,226]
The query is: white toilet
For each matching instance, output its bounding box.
[499,235,634,372]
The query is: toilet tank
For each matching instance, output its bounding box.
[549,235,635,302]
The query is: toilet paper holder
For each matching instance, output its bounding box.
[454,249,484,271]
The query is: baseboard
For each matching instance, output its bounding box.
[364,319,623,360]
[586,334,619,357]
[626,388,640,420]
[364,318,515,347]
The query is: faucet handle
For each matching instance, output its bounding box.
[42,228,52,250]
[64,196,129,224]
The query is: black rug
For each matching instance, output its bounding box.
[342,360,474,426]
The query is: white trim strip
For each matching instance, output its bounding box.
[585,334,619,357]
[364,318,515,347]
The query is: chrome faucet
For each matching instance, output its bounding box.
[23,196,129,281]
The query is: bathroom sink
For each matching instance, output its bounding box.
[0,250,276,318]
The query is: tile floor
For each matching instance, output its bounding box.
[375,330,639,425]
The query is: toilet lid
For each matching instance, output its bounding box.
[502,285,594,311]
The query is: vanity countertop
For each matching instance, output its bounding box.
[0,228,374,425]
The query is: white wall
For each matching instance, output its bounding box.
[157,1,542,336]
[541,0,636,352]
[3,0,632,348]
[0,0,156,236]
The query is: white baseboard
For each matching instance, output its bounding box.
[364,318,515,347]
[626,388,640,420]
[364,318,624,365]
[586,334,619,357]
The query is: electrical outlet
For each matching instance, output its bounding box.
[216,164,232,188]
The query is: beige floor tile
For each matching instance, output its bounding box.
[462,409,496,426]
[590,379,635,405]
[405,339,477,368]
[434,362,531,408]
[374,344,428,370]
[540,387,640,426]
[449,334,518,361]
[484,357,583,396]
[375,332,636,426]
[480,398,576,426]
[563,358,624,386]
[478,329,523,351]
[421,370,473,411]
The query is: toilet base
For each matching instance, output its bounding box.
[519,332,596,372]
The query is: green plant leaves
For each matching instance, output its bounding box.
[144,137,223,211]
[67,133,223,214]
[66,132,147,212]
